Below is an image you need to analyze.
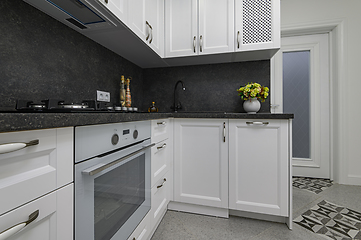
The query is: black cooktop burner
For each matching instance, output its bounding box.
[15,99,105,112]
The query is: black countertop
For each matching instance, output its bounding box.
[0,112,294,133]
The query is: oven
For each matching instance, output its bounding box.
[74,121,153,240]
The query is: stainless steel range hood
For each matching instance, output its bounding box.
[24,0,118,31]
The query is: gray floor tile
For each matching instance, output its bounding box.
[151,184,361,240]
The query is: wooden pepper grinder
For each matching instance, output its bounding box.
[120,75,126,107]
[125,77,132,107]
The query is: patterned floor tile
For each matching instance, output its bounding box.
[294,200,361,240]
[293,177,333,194]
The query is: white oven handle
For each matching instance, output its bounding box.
[82,143,155,176]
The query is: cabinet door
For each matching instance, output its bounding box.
[174,119,228,208]
[0,184,73,240]
[229,119,289,216]
[235,0,280,52]
[165,0,198,57]
[145,0,164,57]
[198,0,234,55]
[98,0,128,24]
[128,0,147,42]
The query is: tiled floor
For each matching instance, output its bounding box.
[151,183,361,240]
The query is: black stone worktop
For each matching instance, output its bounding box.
[0,112,294,133]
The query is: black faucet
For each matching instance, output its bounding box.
[171,80,186,112]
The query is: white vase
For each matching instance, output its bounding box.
[243,98,261,114]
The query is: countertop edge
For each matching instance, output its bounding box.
[0,112,294,133]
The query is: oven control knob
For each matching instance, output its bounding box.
[111,134,119,145]
[133,130,138,139]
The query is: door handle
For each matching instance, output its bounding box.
[223,122,226,142]
[157,178,167,188]
[157,143,167,150]
[146,21,151,41]
[237,31,240,49]
[0,140,39,154]
[193,36,196,53]
[246,121,269,125]
[0,210,39,240]
[200,35,203,52]
[157,121,166,126]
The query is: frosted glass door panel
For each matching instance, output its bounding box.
[283,51,310,159]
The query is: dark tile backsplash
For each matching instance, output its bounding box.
[0,0,143,110]
[1,0,270,114]
[141,61,270,113]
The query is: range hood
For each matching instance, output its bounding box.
[24,0,118,31]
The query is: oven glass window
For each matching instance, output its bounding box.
[94,154,145,240]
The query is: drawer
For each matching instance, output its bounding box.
[150,171,170,231]
[151,119,169,143]
[127,212,150,240]
[0,128,73,215]
[151,139,170,188]
[0,184,73,240]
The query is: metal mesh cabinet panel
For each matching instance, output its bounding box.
[242,0,272,45]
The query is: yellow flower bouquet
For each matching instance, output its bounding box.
[237,82,269,102]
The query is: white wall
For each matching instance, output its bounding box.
[280,0,361,185]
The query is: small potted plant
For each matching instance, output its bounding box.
[237,82,269,114]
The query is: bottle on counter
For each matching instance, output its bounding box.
[120,75,126,107]
[125,77,132,107]
[148,102,158,112]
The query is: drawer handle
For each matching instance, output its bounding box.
[157,121,166,126]
[246,121,269,125]
[157,178,167,188]
[0,140,39,154]
[0,210,39,239]
[157,143,167,150]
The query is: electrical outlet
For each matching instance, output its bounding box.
[96,90,110,102]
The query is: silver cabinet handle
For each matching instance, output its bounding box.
[0,210,39,239]
[246,121,269,125]
[149,24,153,44]
[157,178,167,188]
[146,21,151,41]
[157,121,166,126]
[200,35,203,52]
[193,36,196,53]
[157,143,167,150]
[237,31,240,48]
[223,122,226,142]
[0,139,39,154]
[82,143,155,176]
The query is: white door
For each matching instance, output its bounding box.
[271,33,330,179]
[198,0,234,55]
[173,119,228,209]
[145,0,164,56]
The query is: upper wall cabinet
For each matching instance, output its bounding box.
[98,0,128,24]
[128,0,165,57]
[235,0,280,52]
[165,0,234,58]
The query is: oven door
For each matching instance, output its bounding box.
[75,139,153,240]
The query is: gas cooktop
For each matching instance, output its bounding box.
[15,99,138,113]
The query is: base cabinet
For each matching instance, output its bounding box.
[229,119,289,216]
[173,119,228,209]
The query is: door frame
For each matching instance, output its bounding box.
[270,19,346,182]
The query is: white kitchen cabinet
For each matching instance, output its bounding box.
[0,183,73,240]
[229,119,289,216]
[150,171,170,232]
[235,0,280,53]
[98,0,128,24]
[0,127,73,216]
[128,0,164,57]
[173,119,228,209]
[127,212,151,240]
[165,0,234,58]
